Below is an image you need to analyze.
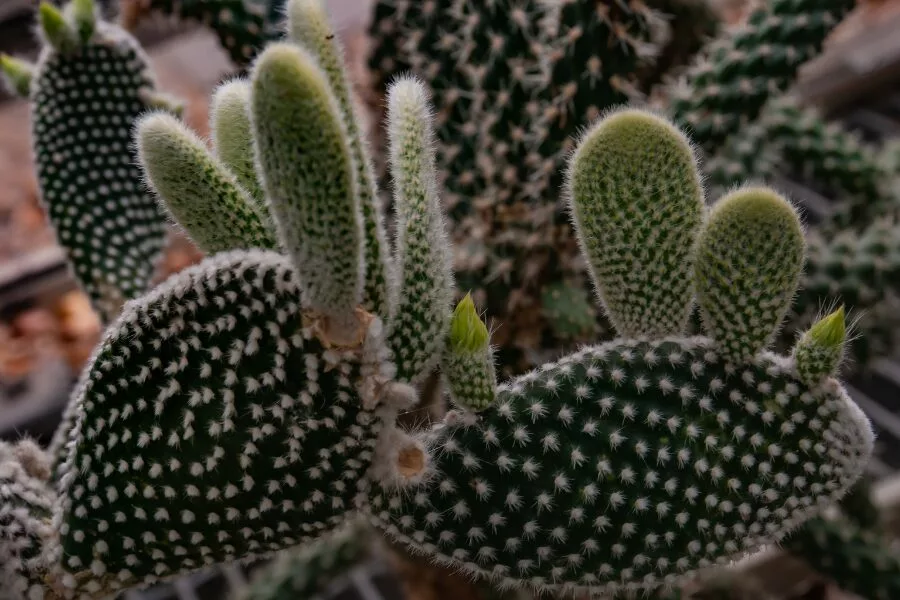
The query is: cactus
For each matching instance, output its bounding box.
[666,0,856,153]
[706,97,899,230]
[0,440,55,599]
[241,520,378,600]
[1,1,877,597]
[1,0,171,324]
[540,282,598,341]
[119,0,281,67]
[365,0,856,375]
[366,109,873,597]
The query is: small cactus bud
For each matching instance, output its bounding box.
[0,54,33,97]
[443,294,497,412]
[793,305,847,385]
[70,0,96,43]
[38,2,77,52]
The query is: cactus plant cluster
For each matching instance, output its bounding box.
[0,2,879,599]
[364,0,860,375]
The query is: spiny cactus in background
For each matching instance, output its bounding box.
[0,0,172,324]
[242,520,378,600]
[665,0,856,153]
[365,0,856,375]
[785,220,900,368]
[0,440,54,600]
[706,97,899,231]
[780,477,900,600]
[119,0,282,66]
[366,108,873,597]
[540,282,599,341]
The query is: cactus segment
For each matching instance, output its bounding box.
[250,42,364,338]
[695,187,805,363]
[136,112,278,253]
[567,108,704,338]
[385,77,454,384]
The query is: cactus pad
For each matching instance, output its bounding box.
[30,9,169,321]
[52,250,412,596]
[368,337,872,595]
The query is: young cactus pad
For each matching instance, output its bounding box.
[366,110,873,596]
[567,108,704,339]
[25,0,170,322]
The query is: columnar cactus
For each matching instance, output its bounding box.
[365,108,873,597]
[0,0,172,324]
[665,0,856,153]
[705,97,898,230]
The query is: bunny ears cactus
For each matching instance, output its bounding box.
[2,1,874,597]
[1,0,174,323]
[366,109,873,597]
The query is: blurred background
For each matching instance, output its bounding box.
[3,0,900,599]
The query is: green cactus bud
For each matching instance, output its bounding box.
[38,2,77,53]
[70,0,97,43]
[209,79,266,210]
[385,77,454,384]
[567,107,704,338]
[368,337,874,596]
[287,0,392,319]
[250,42,364,342]
[51,250,419,597]
[443,293,497,412]
[792,306,847,386]
[695,187,805,363]
[136,111,278,253]
[0,54,33,97]
[30,10,170,323]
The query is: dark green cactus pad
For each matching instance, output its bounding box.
[52,250,400,596]
[31,20,168,322]
[368,337,872,596]
[667,0,856,153]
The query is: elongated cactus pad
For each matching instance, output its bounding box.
[251,43,364,334]
[28,2,170,322]
[51,250,417,597]
[368,337,873,595]
[136,112,278,253]
[386,77,454,384]
[210,79,267,209]
[567,108,704,338]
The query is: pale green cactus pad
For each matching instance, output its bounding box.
[51,250,411,596]
[27,2,170,322]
